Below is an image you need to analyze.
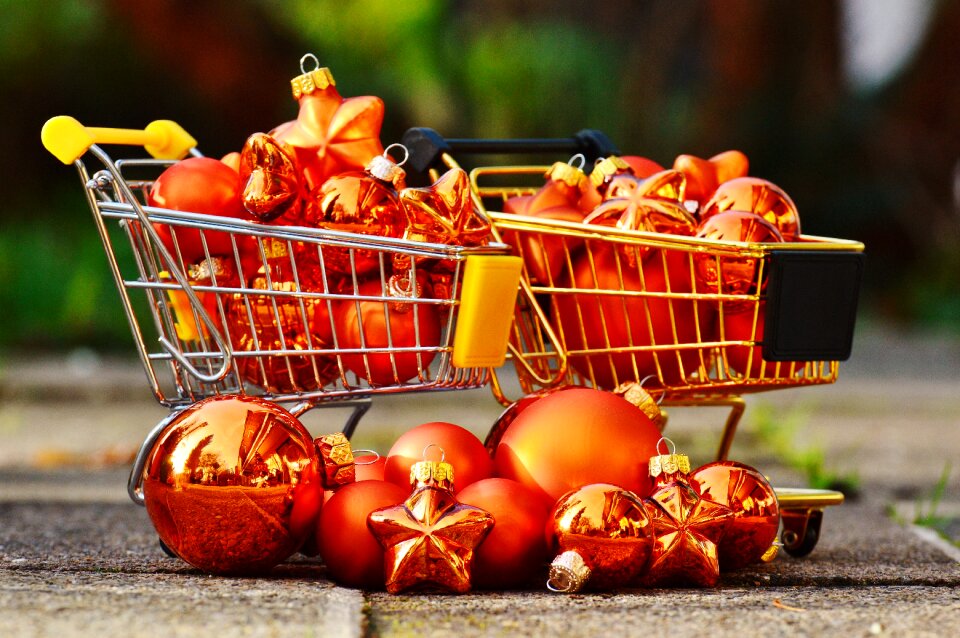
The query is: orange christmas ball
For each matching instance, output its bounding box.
[317,480,408,589]
[494,388,662,502]
[355,454,387,482]
[142,395,322,575]
[722,303,768,379]
[384,422,493,493]
[457,478,553,589]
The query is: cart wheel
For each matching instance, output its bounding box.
[158,537,178,558]
[780,512,822,558]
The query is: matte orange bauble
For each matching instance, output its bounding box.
[552,247,702,389]
[689,460,780,571]
[494,388,662,502]
[356,454,387,482]
[142,395,322,575]
[317,479,408,589]
[457,478,553,589]
[384,422,493,492]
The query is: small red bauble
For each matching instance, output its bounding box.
[148,156,250,266]
[335,278,442,386]
[317,479,408,589]
[457,478,553,589]
[494,388,662,502]
[384,421,493,492]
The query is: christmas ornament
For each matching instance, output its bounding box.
[148,156,251,268]
[272,55,385,193]
[546,483,654,592]
[494,388,661,502]
[694,210,783,303]
[318,479,408,588]
[238,132,303,223]
[689,460,780,571]
[355,453,387,482]
[368,455,495,593]
[721,302,767,378]
[301,145,407,277]
[673,150,749,205]
[483,386,577,456]
[641,439,733,587]
[384,421,492,492]
[458,477,552,589]
[400,166,490,251]
[700,177,801,241]
[226,240,338,393]
[584,175,696,245]
[621,155,665,180]
[502,157,587,284]
[552,247,702,389]
[613,377,666,431]
[335,277,442,386]
[579,155,634,211]
[142,395,322,575]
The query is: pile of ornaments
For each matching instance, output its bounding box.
[502,151,802,388]
[145,56,489,392]
[143,386,780,593]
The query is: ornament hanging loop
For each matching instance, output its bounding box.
[568,153,586,170]
[656,436,677,456]
[300,53,320,74]
[639,374,665,405]
[353,449,381,465]
[383,143,409,167]
[421,443,446,463]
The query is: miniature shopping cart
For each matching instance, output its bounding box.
[41,117,521,506]
[402,127,865,556]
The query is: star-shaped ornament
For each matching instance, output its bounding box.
[640,449,733,587]
[367,460,493,594]
[399,168,491,249]
[272,64,385,192]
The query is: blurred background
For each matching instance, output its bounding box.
[3,0,959,353]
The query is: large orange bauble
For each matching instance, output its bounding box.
[494,388,662,502]
[142,395,322,575]
[384,421,493,493]
[317,479,408,589]
[553,247,702,389]
[457,478,553,589]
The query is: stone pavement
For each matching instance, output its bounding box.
[1,324,958,637]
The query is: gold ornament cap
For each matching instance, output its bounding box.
[547,550,591,593]
[291,54,336,100]
[187,256,235,284]
[648,452,691,479]
[366,144,408,187]
[614,381,664,430]
[315,432,356,489]
[589,156,631,188]
[409,460,455,489]
[545,161,586,189]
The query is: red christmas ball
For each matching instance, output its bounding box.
[458,478,553,589]
[384,421,493,492]
[317,480,408,588]
[723,302,768,379]
[494,388,662,502]
[355,454,387,482]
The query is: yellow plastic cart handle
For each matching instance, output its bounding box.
[41,115,197,164]
[452,254,524,369]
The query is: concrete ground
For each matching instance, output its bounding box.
[1,323,958,637]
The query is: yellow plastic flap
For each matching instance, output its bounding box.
[452,255,523,368]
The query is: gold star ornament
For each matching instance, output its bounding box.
[367,460,494,593]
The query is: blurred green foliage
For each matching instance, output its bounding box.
[3,0,959,352]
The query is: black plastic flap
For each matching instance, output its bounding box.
[762,250,865,361]
[400,127,620,174]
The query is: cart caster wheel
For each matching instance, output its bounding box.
[775,488,844,559]
[158,537,178,558]
[781,518,820,558]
